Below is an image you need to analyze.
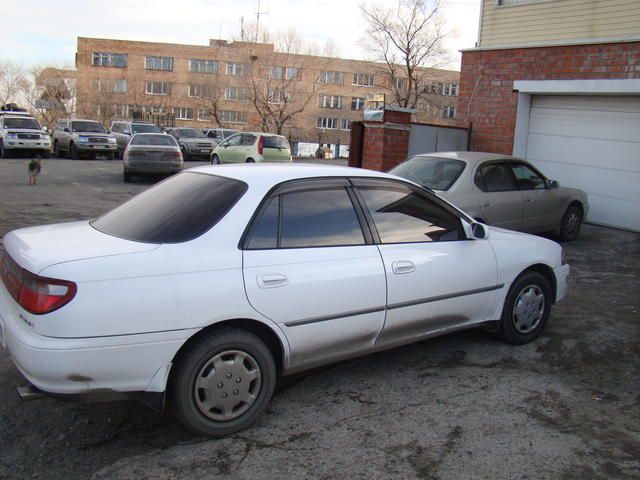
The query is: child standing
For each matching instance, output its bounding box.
[28,155,42,186]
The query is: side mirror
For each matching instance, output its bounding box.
[547,179,559,189]
[63,127,70,133]
[106,129,111,134]
[465,221,489,240]
[123,130,130,135]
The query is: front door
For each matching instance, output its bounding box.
[242,179,386,366]
[510,162,562,233]
[352,178,499,347]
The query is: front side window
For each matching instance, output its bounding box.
[475,163,518,192]
[145,56,173,71]
[246,187,365,249]
[358,183,463,243]
[511,163,546,190]
[92,172,248,243]
[92,52,127,68]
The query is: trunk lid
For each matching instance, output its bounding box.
[3,221,158,275]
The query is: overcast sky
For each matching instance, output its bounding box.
[0,0,480,70]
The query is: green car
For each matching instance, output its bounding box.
[210,132,292,164]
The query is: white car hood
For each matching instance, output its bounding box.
[3,220,158,274]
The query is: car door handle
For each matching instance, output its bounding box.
[525,198,533,203]
[392,261,415,274]
[257,274,288,289]
[482,203,491,207]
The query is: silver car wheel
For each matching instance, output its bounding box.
[564,211,580,237]
[194,350,262,422]
[512,284,545,334]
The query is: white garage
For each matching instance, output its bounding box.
[513,80,640,233]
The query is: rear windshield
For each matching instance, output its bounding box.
[263,136,289,149]
[91,172,248,243]
[4,117,41,130]
[177,128,205,138]
[130,134,176,146]
[71,121,105,133]
[132,124,162,134]
[389,156,466,191]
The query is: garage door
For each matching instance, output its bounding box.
[525,95,640,232]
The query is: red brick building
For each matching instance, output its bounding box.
[456,0,640,232]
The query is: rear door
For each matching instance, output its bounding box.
[242,178,386,366]
[219,134,243,163]
[473,162,524,231]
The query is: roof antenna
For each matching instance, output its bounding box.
[255,0,269,43]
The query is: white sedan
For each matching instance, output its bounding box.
[0,164,570,436]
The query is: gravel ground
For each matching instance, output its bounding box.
[0,158,638,479]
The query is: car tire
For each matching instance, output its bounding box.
[54,141,64,158]
[499,271,552,345]
[123,170,132,183]
[181,146,190,162]
[559,204,582,242]
[0,141,9,158]
[70,143,79,160]
[246,158,255,163]
[169,327,276,437]
[105,152,115,160]
[211,154,221,165]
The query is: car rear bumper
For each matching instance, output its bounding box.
[125,158,183,173]
[0,286,189,395]
[553,263,570,303]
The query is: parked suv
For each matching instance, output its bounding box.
[0,112,51,158]
[204,128,239,142]
[166,128,217,161]
[110,120,163,158]
[210,132,292,164]
[52,119,117,159]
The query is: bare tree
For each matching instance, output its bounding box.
[360,0,448,109]
[0,61,30,108]
[242,27,334,136]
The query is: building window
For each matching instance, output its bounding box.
[318,71,344,85]
[224,87,248,101]
[91,78,127,93]
[351,97,365,111]
[146,81,169,95]
[226,63,244,76]
[316,117,338,129]
[175,107,194,120]
[442,83,458,96]
[189,59,218,74]
[188,84,216,98]
[92,52,127,68]
[145,56,173,71]
[268,66,283,79]
[395,78,408,90]
[143,105,166,114]
[220,110,248,124]
[285,67,299,80]
[443,106,456,119]
[114,104,135,117]
[352,73,374,87]
[318,94,343,109]
[268,89,289,104]
[341,119,351,131]
[197,109,210,121]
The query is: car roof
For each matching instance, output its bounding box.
[189,164,390,190]
[410,151,519,165]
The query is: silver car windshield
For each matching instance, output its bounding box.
[390,157,466,191]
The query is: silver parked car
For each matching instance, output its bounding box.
[110,121,162,158]
[123,133,183,182]
[52,119,117,160]
[389,152,589,241]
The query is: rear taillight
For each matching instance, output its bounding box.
[167,151,182,158]
[257,135,264,155]
[1,253,76,315]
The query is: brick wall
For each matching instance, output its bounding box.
[360,109,411,171]
[456,42,640,154]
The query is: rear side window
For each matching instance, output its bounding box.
[245,187,365,249]
[389,156,465,191]
[263,136,289,149]
[92,172,247,243]
[475,163,517,192]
